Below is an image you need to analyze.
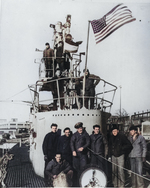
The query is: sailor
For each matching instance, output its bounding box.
[57,127,72,165]
[81,69,100,109]
[43,43,54,77]
[90,124,108,171]
[128,126,147,188]
[55,41,65,72]
[42,123,60,169]
[108,124,133,188]
[45,153,73,187]
[70,122,90,172]
[51,68,64,110]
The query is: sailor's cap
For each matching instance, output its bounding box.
[111,124,119,131]
[74,122,83,129]
[83,69,89,73]
[129,126,137,131]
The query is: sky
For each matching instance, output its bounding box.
[0,0,150,121]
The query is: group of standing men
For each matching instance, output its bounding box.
[42,42,101,110]
[42,122,147,187]
[43,42,70,78]
[42,122,108,186]
[108,124,147,188]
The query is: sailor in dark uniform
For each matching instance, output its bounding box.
[80,69,100,109]
[57,127,72,165]
[55,41,65,72]
[42,123,60,168]
[90,124,108,174]
[70,122,90,172]
[45,153,73,187]
[43,43,54,77]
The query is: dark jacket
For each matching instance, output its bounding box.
[80,74,100,91]
[57,135,72,163]
[108,132,133,158]
[42,132,60,160]
[90,132,108,157]
[45,159,71,178]
[70,128,90,155]
[43,48,54,62]
[52,75,64,97]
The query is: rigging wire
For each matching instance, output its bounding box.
[88,147,150,183]
[4,87,29,101]
[0,100,32,106]
[28,85,34,103]
[0,87,33,106]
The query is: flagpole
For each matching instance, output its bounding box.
[83,20,90,108]
[85,20,90,71]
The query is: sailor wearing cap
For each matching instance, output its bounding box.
[81,69,100,109]
[70,122,90,172]
[108,124,133,188]
[128,125,147,188]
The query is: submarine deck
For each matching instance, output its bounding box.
[3,142,150,187]
[4,143,46,187]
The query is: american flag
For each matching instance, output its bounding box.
[91,4,136,44]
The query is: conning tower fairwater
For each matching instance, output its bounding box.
[29,15,117,177]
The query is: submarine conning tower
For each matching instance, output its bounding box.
[30,14,117,114]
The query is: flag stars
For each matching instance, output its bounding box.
[91,17,106,34]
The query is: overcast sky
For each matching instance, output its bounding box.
[0,0,150,121]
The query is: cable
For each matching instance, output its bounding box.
[3,87,29,101]
[0,100,32,106]
[88,147,150,183]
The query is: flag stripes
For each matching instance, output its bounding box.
[91,4,136,44]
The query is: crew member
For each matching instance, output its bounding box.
[81,69,100,109]
[90,124,108,170]
[42,123,60,168]
[56,41,65,72]
[57,127,72,165]
[43,43,54,77]
[45,153,73,187]
[70,122,90,172]
[108,124,133,188]
[128,126,147,188]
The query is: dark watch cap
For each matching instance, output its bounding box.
[45,42,50,45]
[111,124,119,131]
[74,122,83,129]
[63,127,70,133]
[83,69,89,72]
[93,124,100,129]
[129,126,137,131]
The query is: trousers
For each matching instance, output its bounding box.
[130,157,144,188]
[112,154,125,188]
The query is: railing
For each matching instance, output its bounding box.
[32,54,117,113]
[29,75,117,113]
